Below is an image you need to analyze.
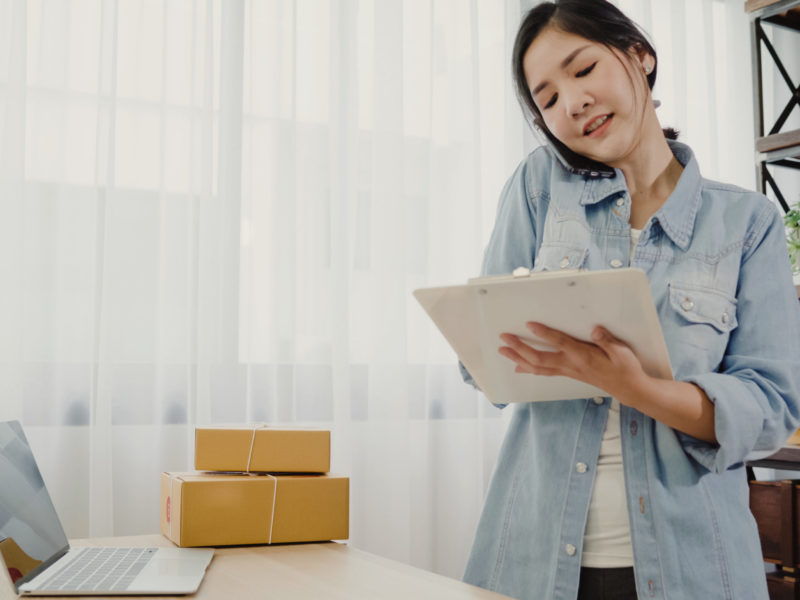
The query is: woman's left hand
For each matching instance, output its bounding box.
[499,322,649,402]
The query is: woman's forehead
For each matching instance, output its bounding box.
[525,28,606,67]
[523,29,606,82]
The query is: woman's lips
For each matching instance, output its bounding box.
[583,114,613,137]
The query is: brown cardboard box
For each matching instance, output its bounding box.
[160,471,349,547]
[788,428,800,446]
[194,426,330,473]
[0,537,42,583]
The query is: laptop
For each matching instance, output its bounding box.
[0,420,214,596]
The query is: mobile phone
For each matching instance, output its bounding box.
[535,124,616,179]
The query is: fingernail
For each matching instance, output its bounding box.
[591,329,603,341]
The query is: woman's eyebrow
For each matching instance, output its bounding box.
[531,45,591,97]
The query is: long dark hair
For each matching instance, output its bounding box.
[513,0,676,172]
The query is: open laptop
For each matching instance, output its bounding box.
[0,420,214,596]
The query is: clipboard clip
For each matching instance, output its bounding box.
[512,266,531,278]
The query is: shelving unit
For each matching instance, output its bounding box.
[748,0,800,212]
[746,3,800,598]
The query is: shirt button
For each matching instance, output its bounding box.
[630,420,638,436]
[681,298,694,311]
[616,197,624,206]
[593,396,604,405]
[559,257,570,269]
[565,543,576,556]
[576,462,588,474]
[609,258,623,268]
[721,311,729,324]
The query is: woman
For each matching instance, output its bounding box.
[461,1,800,599]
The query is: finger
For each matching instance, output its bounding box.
[515,364,561,376]
[499,335,563,370]
[499,345,549,368]
[526,322,577,349]
[591,326,633,359]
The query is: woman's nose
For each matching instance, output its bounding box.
[564,87,592,118]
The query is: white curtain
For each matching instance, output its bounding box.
[0,0,761,580]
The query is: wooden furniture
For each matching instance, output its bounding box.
[749,447,800,599]
[0,534,512,600]
[747,0,800,212]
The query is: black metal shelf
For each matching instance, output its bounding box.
[749,0,800,212]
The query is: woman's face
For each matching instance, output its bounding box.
[523,27,653,168]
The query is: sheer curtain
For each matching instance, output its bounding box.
[0,0,758,580]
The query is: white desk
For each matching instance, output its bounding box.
[2,535,513,600]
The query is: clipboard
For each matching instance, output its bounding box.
[413,267,673,403]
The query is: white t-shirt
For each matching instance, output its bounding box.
[581,227,641,568]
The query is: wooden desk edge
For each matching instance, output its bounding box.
[2,535,513,600]
[748,444,800,471]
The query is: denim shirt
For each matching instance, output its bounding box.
[462,141,800,600]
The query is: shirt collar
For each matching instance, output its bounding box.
[579,140,701,250]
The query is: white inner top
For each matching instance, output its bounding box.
[581,226,641,568]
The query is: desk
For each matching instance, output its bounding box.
[1,535,513,600]
[747,445,800,598]
[748,445,800,471]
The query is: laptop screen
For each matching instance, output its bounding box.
[0,420,69,591]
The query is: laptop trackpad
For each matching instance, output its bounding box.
[155,558,210,576]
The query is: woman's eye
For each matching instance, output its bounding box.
[576,62,597,77]
[543,94,557,109]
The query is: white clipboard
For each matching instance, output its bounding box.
[413,267,673,403]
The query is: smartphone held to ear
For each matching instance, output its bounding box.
[535,124,616,179]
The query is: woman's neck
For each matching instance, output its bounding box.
[611,121,683,230]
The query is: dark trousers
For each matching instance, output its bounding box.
[577,567,638,600]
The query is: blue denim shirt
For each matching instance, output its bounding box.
[462,141,800,600]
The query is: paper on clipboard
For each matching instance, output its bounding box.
[413,267,673,403]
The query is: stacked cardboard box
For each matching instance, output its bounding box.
[161,426,349,547]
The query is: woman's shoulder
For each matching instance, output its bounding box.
[522,144,555,167]
[701,177,769,204]
[700,176,779,222]
[697,175,784,253]
[507,144,577,198]
[672,140,773,214]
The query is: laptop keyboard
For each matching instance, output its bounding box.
[38,547,157,592]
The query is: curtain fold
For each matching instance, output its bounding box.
[0,0,761,579]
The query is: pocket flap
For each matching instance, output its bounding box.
[669,283,738,332]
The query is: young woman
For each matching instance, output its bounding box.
[461,1,800,599]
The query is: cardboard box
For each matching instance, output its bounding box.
[160,471,349,547]
[0,537,42,583]
[788,428,800,446]
[194,426,330,473]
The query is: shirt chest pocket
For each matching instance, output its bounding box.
[668,282,738,370]
[533,244,589,272]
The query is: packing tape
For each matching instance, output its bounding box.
[266,474,278,544]
[167,474,175,540]
[246,422,269,472]
[246,471,279,543]
[243,424,279,543]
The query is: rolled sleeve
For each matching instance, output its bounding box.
[459,360,478,389]
[678,204,800,472]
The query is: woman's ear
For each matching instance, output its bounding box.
[629,44,654,74]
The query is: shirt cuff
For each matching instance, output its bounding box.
[459,361,507,409]
[679,372,797,472]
